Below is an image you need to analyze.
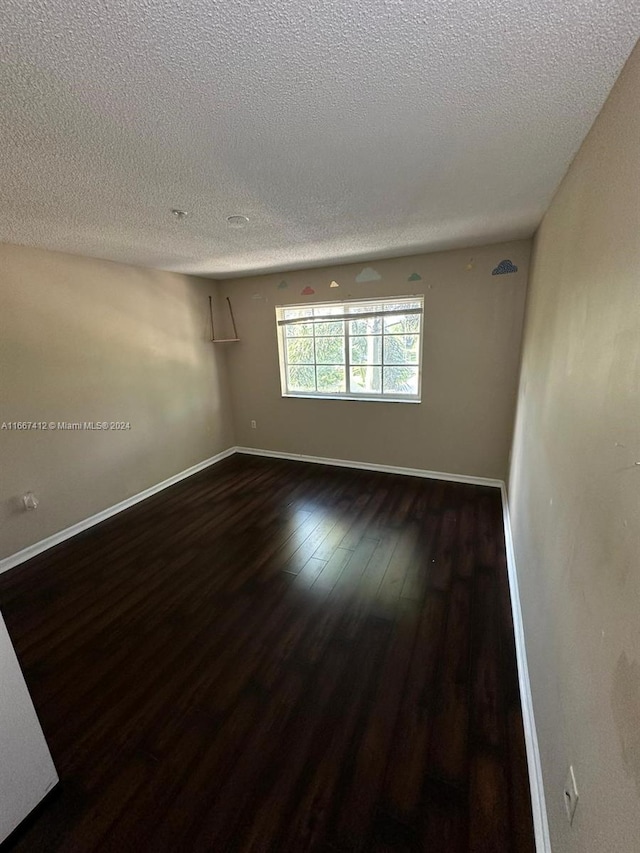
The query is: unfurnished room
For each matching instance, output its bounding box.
[0,2,639,851]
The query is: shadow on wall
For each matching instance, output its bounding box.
[612,652,640,796]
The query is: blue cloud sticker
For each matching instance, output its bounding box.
[492,259,518,275]
[355,266,382,283]
[408,272,422,282]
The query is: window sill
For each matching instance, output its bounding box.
[281,393,421,404]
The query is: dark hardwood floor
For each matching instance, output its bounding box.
[0,454,534,852]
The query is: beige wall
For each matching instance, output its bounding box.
[508,43,640,853]
[219,240,530,480]
[0,244,234,560]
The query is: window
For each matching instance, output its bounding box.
[276,296,424,402]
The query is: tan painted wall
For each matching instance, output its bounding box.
[219,240,530,480]
[0,244,234,560]
[508,43,640,853]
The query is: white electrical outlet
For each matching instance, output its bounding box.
[250,420,257,429]
[564,765,579,825]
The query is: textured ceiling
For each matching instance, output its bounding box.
[1,1,638,277]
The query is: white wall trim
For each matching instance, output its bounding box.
[0,447,237,575]
[500,483,552,853]
[234,446,503,489]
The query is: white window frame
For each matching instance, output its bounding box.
[275,295,424,403]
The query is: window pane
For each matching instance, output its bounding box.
[381,300,422,312]
[314,320,343,336]
[350,366,382,395]
[313,305,342,316]
[384,335,420,364]
[285,322,313,337]
[283,307,313,337]
[286,338,314,364]
[384,313,420,334]
[317,366,346,393]
[350,336,382,365]
[279,297,422,401]
[287,365,316,392]
[383,366,419,395]
[315,336,344,364]
[348,302,386,314]
[349,316,382,335]
[284,308,313,319]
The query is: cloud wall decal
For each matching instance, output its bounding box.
[492,259,518,275]
[355,267,382,283]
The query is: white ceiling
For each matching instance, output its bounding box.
[1,1,638,278]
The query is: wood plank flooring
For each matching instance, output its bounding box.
[0,454,534,852]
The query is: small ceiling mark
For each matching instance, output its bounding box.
[492,259,518,275]
[355,267,382,283]
[227,215,250,228]
[171,209,189,220]
[408,272,422,282]
[301,286,315,295]
[466,258,475,270]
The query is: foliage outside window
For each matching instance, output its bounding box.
[276,296,423,402]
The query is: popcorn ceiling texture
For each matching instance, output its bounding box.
[1,0,639,277]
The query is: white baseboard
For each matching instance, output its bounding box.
[500,484,551,853]
[234,446,503,489]
[0,447,236,575]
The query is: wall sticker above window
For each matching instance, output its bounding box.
[330,280,340,288]
[301,286,315,295]
[407,272,422,282]
[492,259,518,275]
[277,280,288,289]
[355,266,382,283]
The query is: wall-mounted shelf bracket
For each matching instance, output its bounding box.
[210,296,240,342]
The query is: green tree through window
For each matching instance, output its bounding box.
[276,297,423,402]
